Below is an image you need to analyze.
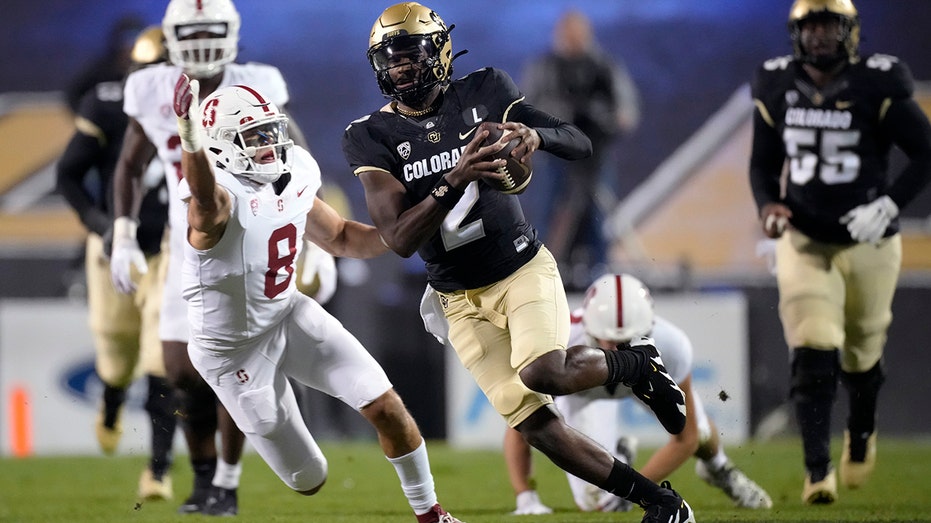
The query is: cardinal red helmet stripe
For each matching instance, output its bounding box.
[614,274,624,328]
[234,84,273,115]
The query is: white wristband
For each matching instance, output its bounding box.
[113,216,138,242]
[177,116,202,153]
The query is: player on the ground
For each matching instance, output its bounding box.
[172,74,464,523]
[749,0,931,505]
[110,0,327,515]
[56,25,177,501]
[504,274,772,514]
[342,3,694,522]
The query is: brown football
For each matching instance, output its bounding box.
[479,121,533,195]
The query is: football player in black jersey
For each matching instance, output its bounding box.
[56,26,178,501]
[343,3,694,522]
[749,0,931,505]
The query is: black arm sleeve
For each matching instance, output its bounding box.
[748,107,787,214]
[882,98,931,209]
[510,102,593,160]
[56,132,110,237]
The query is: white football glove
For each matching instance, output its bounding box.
[297,239,337,305]
[173,73,201,152]
[840,195,898,245]
[109,217,148,294]
[755,238,778,276]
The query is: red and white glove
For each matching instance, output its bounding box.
[173,73,201,152]
[109,216,148,294]
[840,196,898,245]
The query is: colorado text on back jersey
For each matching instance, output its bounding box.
[750,53,913,244]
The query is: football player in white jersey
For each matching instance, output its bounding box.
[109,0,331,515]
[171,74,464,523]
[504,274,772,514]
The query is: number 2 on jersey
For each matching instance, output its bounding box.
[440,182,485,251]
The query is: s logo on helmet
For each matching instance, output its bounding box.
[202,97,220,128]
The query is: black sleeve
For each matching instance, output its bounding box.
[56,124,109,237]
[748,105,787,214]
[883,98,931,209]
[510,101,592,160]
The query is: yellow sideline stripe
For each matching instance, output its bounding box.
[0,106,74,194]
[0,209,84,244]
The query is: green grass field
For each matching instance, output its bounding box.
[1,437,930,522]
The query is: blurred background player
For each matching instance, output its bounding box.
[172,75,463,523]
[749,0,931,504]
[520,9,641,290]
[56,25,177,501]
[504,273,771,514]
[343,3,692,521]
[64,14,146,114]
[110,0,326,515]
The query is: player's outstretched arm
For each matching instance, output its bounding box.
[173,73,230,250]
[304,197,388,259]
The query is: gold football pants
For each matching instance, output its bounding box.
[776,230,901,372]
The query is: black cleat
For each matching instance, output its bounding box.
[623,337,687,435]
[202,487,238,517]
[177,486,211,514]
[642,481,695,523]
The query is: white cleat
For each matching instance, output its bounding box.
[696,459,773,509]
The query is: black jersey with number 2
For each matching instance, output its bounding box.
[342,67,591,292]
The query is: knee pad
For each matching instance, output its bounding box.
[840,361,885,397]
[290,454,328,494]
[790,347,839,403]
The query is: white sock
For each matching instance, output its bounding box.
[386,439,437,515]
[213,459,242,490]
[706,447,730,471]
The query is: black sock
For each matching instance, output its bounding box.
[604,348,645,386]
[192,458,217,491]
[600,458,663,507]
[791,348,838,481]
[841,363,884,461]
[102,384,126,427]
[146,375,178,480]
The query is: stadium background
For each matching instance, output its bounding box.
[2,1,930,453]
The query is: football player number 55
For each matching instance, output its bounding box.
[783,128,861,186]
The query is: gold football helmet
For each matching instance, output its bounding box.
[367,2,454,106]
[788,0,860,68]
[130,26,167,66]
